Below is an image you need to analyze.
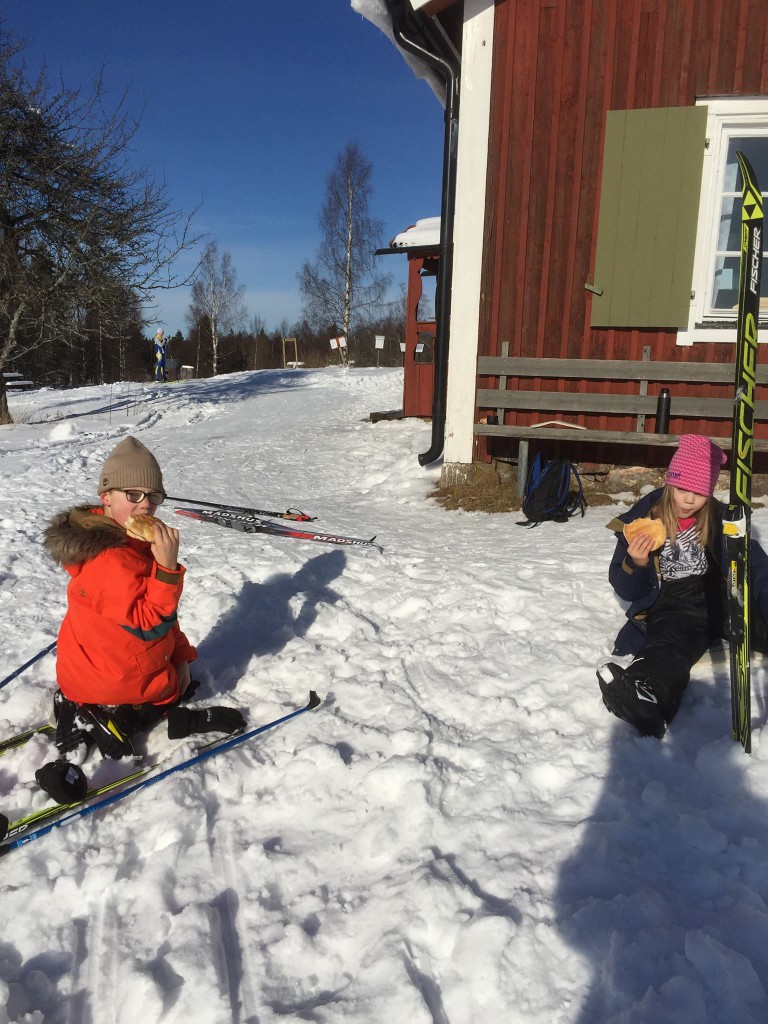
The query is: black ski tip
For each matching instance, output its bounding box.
[0,813,8,843]
[307,691,322,710]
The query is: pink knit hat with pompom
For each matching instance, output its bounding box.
[665,435,727,497]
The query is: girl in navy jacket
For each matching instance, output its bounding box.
[599,435,768,738]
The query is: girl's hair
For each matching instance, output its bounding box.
[652,485,718,548]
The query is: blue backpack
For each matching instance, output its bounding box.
[518,453,586,526]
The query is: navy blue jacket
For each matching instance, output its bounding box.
[607,488,768,655]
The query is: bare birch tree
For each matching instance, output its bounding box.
[186,241,246,376]
[299,143,391,353]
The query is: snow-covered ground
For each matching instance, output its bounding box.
[2,367,768,1023]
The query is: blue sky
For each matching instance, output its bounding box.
[5,0,444,333]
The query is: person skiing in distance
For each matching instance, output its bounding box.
[598,434,768,739]
[154,328,167,383]
[42,436,245,764]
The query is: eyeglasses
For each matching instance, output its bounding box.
[114,489,166,506]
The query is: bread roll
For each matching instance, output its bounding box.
[623,516,666,549]
[125,514,159,542]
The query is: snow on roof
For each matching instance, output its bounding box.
[390,216,441,248]
[350,0,445,102]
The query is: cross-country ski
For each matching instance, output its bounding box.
[173,506,382,550]
[725,150,764,753]
[0,692,321,854]
[166,495,316,522]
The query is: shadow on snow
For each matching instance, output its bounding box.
[195,548,347,696]
[556,659,768,1023]
[17,368,323,424]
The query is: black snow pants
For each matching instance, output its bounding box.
[626,569,768,724]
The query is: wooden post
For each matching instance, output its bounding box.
[637,345,651,431]
[517,440,529,500]
[497,340,509,425]
[282,337,297,367]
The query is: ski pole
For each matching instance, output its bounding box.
[0,641,57,691]
[166,495,315,522]
[0,691,322,855]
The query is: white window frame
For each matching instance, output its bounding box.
[678,96,768,346]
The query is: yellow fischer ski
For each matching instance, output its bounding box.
[724,150,763,753]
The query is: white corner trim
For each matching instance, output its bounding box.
[443,0,495,464]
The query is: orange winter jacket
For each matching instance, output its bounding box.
[43,506,197,706]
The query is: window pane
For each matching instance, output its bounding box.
[711,254,768,309]
[716,195,768,254]
[724,137,768,192]
[712,255,740,309]
[712,139,768,316]
[717,196,740,251]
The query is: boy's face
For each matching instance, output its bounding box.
[100,488,155,527]
[670,486,708,519]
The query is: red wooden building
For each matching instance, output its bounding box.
[366,0,768,472]
[377,217,440,418]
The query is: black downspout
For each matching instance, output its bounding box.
[390,15,460,466]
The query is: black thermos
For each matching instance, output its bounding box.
[656,388,671,434]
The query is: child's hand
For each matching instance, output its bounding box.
[627,532,655,567]
[151,520,180,570]
[177,661,191,695]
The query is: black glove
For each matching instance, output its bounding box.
[166,705,246,740]
[36,760,88,805]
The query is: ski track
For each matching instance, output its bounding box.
[1,368,768,1021]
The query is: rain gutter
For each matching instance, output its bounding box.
[385,1,460,466]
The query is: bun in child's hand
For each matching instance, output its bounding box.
[623,517,666,549]
[125,514,159,542]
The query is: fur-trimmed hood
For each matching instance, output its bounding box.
[43,505,127,567]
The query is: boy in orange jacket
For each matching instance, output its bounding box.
[43,436,244,764]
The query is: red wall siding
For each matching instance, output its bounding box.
[478,0,768,461]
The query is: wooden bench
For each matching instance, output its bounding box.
[2,373,34,391]
[475,348,768,497]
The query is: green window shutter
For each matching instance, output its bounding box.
[590,106,707,328]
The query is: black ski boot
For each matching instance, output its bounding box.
[597,662,667,739]
[53,689,93,764]
[77,705,136,759]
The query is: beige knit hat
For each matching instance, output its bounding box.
[97,436,165,495]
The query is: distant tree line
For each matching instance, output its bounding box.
[6,306,409,386]
[158,304,408,380]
